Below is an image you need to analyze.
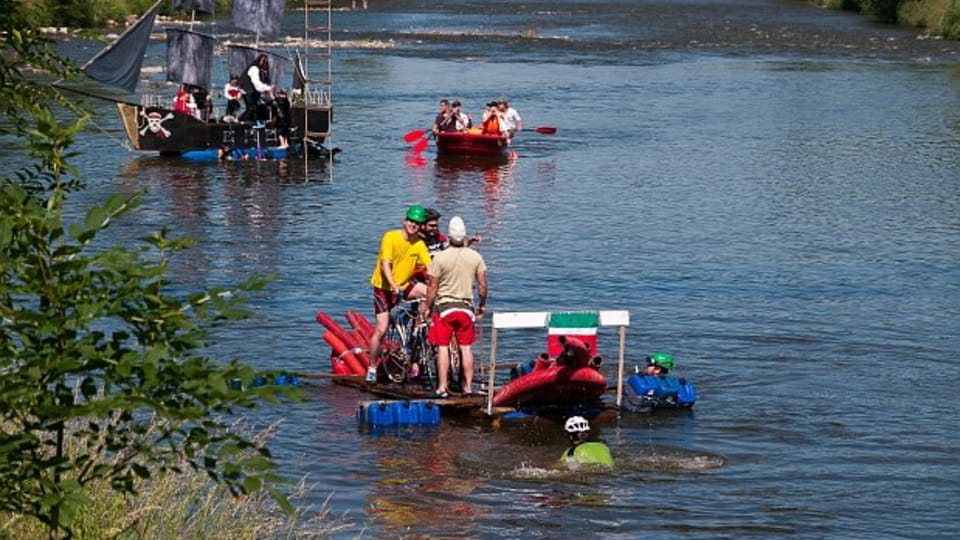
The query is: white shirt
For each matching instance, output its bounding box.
[224,81,244,100]
[499,107,522,134]
[247,64,272,93]
[455,112,471,131]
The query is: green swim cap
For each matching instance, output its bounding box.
[405,205,426,224]
[648,352,674,370]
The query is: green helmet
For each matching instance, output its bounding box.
[405,205,426,224]
[647,352,674,370]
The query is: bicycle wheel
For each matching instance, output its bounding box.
[380,322,408,384]
[411,327,436,390]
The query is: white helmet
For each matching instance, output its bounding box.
[564,415,590,434]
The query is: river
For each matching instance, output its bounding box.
[5,0,960,538]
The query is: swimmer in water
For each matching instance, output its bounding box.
[560,416,614,469]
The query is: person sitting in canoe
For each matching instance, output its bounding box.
[642,352,673,376]
[560,416,614,469]
[451,100,472,131]
[481,101,501,135]
[495,97,522,139]
[432,99,457,135]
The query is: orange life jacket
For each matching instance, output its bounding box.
[482,115,500,135]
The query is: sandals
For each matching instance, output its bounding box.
[433,388,449,399]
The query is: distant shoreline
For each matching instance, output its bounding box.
[34,1,960,41]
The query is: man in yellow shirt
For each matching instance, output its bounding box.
[367,205,432,383]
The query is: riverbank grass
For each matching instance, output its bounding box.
[0,420,352,540]
[899,0,960,37]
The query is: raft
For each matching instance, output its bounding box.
[435,131,507,156]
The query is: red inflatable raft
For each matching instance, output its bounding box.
[436,131,508,156]
[492,336,607,408]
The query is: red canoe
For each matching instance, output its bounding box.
[436,131,508,156]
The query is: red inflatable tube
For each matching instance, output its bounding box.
[330,351,353,375]
[346,310,375,342]
[318,310,372,370]
[492,365,607,408]
[323,331,365,375]
[316,311,365,353]
[347,329,370,369]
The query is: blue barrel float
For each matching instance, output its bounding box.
[229,373,301,390]
[357,399,442,427]
[625,374,696,410]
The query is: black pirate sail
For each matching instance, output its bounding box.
[82,0,161,94]
[77,0,332,157]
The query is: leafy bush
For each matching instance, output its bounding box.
[0,1,303,537]
[858,0,903,22]
[941,0,960,38]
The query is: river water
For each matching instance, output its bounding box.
[5,0,960,538]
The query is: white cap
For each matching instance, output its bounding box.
[448,216,467,242]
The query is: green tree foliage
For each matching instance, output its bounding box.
[0,1,295,536]
[858,0,903,22]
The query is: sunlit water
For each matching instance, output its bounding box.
[3,0,960,537]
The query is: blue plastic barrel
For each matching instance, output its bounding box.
[677,379,697,406]
[417,401,441,425]
[358,401,397,426]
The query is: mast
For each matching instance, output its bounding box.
[298,0,333,142]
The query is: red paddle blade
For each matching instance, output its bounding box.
[404,129,426,143]
[412,137,429,153]
[535,126,557,134]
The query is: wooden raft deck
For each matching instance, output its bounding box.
[331,375,501,414]
[331,374,620,424]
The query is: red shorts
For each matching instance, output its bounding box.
[428,310,476,346]
[373,288,400,315]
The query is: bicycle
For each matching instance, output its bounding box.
[378,299,435,385]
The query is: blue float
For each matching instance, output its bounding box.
[357,399,442,426]
[625,374,696,410]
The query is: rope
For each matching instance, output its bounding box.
[53,84,136,152]
[338,347,366,359]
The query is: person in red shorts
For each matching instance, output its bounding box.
[367,205,432,383]
[420,216,487,397]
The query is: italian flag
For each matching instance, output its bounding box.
[547,311,599,357]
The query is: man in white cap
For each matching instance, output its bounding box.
[420,216,487,397]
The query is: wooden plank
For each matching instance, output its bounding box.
[492,311,549,329]
[599,310,630,326]
[492,310,630,329]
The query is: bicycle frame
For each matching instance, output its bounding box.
[379,300,433,384]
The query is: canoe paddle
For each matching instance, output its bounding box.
[404,128,427,143]
[411,135,431,153]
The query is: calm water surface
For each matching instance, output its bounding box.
[5,1,960,538]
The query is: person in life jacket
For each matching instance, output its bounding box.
[560,416,614,469]
[481,101,501,135]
